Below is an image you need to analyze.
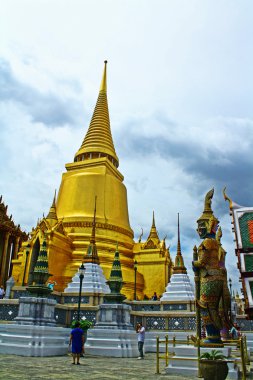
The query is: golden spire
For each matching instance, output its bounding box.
[99,60,107,92]
[148,211,159,240]
[46,190,57,221]
[173,213,187,274]
[74,61,119,167]
[84,196,99,265]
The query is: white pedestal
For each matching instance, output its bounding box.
[0,323,69,356]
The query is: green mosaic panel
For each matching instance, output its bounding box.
[239,212,253,249]
[245,255,253,272]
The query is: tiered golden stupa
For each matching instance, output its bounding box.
[11,61,172,299]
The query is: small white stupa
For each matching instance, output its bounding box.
[64,197,110,295]
[161,214,194,301]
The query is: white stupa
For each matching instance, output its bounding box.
[64,197,110,295]
[64,263,110,294]
[161,214,194,301]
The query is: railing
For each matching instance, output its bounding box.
[155,334,251,378]
[239,335,250,380]
[156,335,192,374]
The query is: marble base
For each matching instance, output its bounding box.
[86,327,139,357]
[97,303,133,329]
[15,297,56,326]
[0,324,69,356]
[85,302,138,357]
[244,332,253,355]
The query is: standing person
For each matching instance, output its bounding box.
[152,292,158,301]
[69,322,84,365]
[0,286,5,299]
[230,323,239,339]
[136,322,145,359]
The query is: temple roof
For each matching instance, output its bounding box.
[74,61,119,167]
[0,195,27,238]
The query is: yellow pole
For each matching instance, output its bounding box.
[156,336,160,374]
[165,335,169,366]
[240,337,246,380]
[193,246,202,378]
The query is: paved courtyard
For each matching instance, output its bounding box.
[0,353,192,380]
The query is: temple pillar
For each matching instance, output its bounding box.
[0,232,10,285]
[13,237,20,260]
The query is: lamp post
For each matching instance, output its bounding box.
[77,263,86,321]
[134,260,138,301]
[229,277,232,295]
[22,244,30,286]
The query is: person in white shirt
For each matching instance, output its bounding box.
[136,322,145,359]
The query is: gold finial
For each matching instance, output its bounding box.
[148,211,159,239]
[152,210,155,228]
[223,187,233,209]
[174,213,187,274]
[46,190,57,221]
[53,189,57,205]
[177,213,182,257]
[74,60,119,167]
[204,188,214,212]
[99,60,107,93]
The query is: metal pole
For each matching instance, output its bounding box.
[156,336,160,374]
[77,273,84,321]
[165,335,169,366]
[134,267,137,300]
[193,246,201,378]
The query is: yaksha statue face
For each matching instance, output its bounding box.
[197,220,207,239]
[197,188,219,239]
[197,215,219,239]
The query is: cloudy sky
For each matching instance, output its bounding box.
[1,0,253,291]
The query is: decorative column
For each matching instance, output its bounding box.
[0,232,10,284]
[13,236,20,260]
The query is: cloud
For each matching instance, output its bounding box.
[116,112,253,211]
[0,48,249,293]
[0,58,84,126]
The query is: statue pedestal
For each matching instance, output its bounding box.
[0,296,69,356]
[86,303,139,357]
[97,303,132,329]
[15,297,56,326]
[5,276,15,299]
[165,345,239,379]
[0,324,69,356]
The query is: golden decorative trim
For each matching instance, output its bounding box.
[63,221,134,239]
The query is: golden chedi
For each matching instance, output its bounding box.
[11,62,171,300]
